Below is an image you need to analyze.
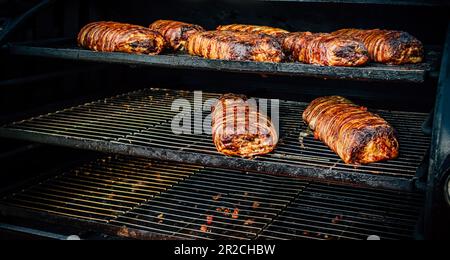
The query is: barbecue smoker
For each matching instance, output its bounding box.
[0,0,449,240]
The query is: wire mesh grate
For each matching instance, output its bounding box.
[0,88,431,190]
[0,155,424,240]
[259,183,423,240]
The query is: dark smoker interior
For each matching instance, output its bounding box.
[0,0,449,240]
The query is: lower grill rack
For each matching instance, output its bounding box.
[0,88,432,191]
[259,183,423,240]
[0,155,424,240]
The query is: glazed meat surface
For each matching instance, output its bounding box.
[217,24,290,41]
[283,32,369,67]
[187,31,284,62]
[149,20,205,51]
[332,29,424,64]
[303,96,399,164]
[78,21,165,55]
[212,94,278,158]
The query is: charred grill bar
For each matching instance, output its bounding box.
[0,0,449,240]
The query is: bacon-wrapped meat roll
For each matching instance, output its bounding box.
[217,24,290,41]
[303,96,399,165]
[212,94,278,158]
[149,20,205,51]
[332,29,424,64]
[78,21,165,55]
[283,32,369,67]
[187,31,284,62]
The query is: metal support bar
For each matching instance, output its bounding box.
[0,223,69,240]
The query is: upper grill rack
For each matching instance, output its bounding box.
[0,155,424,240]
[0,88,431,191]
[4,39,440,83]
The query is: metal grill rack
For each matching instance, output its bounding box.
[0,155,424,240]
[260,182,424,240]
[0,88,431,191]
[4,39,440,83]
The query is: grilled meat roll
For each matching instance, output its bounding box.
[78,22,165,55]
[212,94,278,158]
[217,24,290,41]
[187,31,284,62]
[149,20,205,51]
[303,96,399,164]
[332,29,424,64]
[283,32,369,67]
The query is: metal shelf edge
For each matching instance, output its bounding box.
[0,128,417,192]
[6,44,429,83]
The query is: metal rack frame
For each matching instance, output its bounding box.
[1,0,449,239]
[3,39,439,83]
[0,155,425,240]
[0,89,431,192]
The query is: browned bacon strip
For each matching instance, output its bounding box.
[78,21,165,55]
[217,24,290,41]
[283,32,369,67]
[187,31,284,62]
[211,94,278,158]
[303,96,399,164]
[149,20,205,51]
[332,29,424,64]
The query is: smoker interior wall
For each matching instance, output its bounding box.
[1,0,448,123]
[4,0,449,44]
[0,142,96,192]
[88,0,448,45]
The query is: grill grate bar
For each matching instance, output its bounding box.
[292,197,421,221]
[271,210,416,233]
[2,155,202,224]
[3,203,112,223]
[29,185,142,206]
[5,198,119,220]
[131,203,269,227]
[147,192,283,217]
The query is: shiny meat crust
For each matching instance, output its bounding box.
[217,24,290,41]
[283,32,369,67]
[211,94,278,158]
[149,20,205,51]
[332,29,424,64]
[186,31,285,62]
[303,96,399,165]
[78,21,165,55]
